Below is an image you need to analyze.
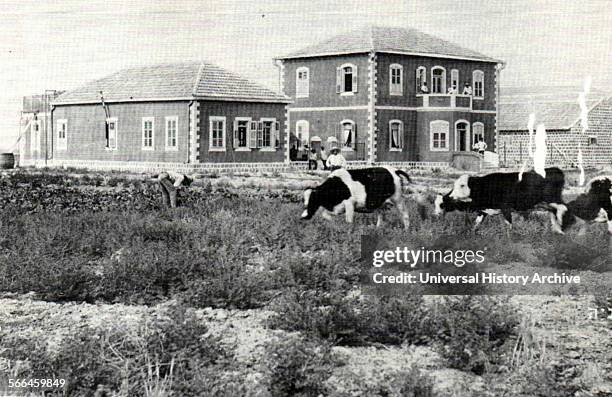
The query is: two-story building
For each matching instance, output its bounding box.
[276,25,504,164]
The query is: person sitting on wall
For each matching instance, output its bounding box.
[448,85,458,95]
[326,146,347,171]
[462,82,473,95]
[319,146,328,170]
[308,148,318,170]
[420,81,429,94]
[157,171,194,208]
[473,139,487,156]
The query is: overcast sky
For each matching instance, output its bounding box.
[1,0,610,150]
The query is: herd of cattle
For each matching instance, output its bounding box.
[300,166,612,235]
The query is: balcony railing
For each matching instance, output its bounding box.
[416,93,472,110]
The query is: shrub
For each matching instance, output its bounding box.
[1,302,229,396]
[269,291,429,346]
[265,334,342,397]
[180,249,275,309]
[426,296,519,374]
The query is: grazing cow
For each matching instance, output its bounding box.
[434,167,567,233]
[301,166,411,228]
[562,175,612,234]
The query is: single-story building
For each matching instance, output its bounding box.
[498,86,612,167]
[21,61,292,171]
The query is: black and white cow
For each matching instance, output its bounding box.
[434,167,567,233]
[562,175,612,235]
[301,166,411,228]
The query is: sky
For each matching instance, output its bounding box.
[1,0,611,151]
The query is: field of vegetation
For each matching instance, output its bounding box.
[0,167,610,396]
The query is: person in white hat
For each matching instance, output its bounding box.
[326,144,347,171]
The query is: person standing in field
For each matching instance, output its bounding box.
[326,146,347,171]
[157,171,194,208]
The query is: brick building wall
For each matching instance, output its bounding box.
[376,53,497,111]
[283,54,370,108]
[498,99,612,167]
[52,101,191,162]
[198,100,286,163]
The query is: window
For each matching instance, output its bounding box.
[588,136,597,145]
[57,119,67,151]
[106,118,118,150]
[416,66,426,92]
[240,118,278,150]
[472,122,484,146]
[261,120,274,148]
[295,120,309,149]
[430,120,449,151]
[142,117,154,150]
[389,64,403,95]
[165,116,178,150]
[233,117,251,150]
[451,69,459,92]
[336,64,358,94]
[337,119,356,149]
[209,116,226,151]
[389,120,403,151]
[473,70,484,98]
[431,67,446,94]
[296,67,309,98]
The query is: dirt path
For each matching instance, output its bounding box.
[1,293,610,396]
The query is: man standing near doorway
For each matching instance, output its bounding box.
[473,139,487,156]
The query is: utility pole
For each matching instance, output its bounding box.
[44,89,57,166]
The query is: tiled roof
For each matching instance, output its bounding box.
[53,61,289,105]
[499,86,609,131]
[278,25,501,63]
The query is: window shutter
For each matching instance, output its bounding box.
[352,66,358,93]
[336,67,342,93]
[399,123,404,148]
[232,120,238,149]
[257,121,263,148]
[399,68,403,95]
[335,122,341,142]
[274,121,281,148]
[249,121,258,148]
[352,123,357,148]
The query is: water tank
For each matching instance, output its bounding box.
[0,153,15,169]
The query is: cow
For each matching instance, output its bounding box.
[300,166,411,228]
[562,175,612,235]
[433,167,567,233]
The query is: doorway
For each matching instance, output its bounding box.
[455,121,470,152]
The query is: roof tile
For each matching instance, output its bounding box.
[278,25,500,62]
[499,86,608,131]
[54,61,289,104]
